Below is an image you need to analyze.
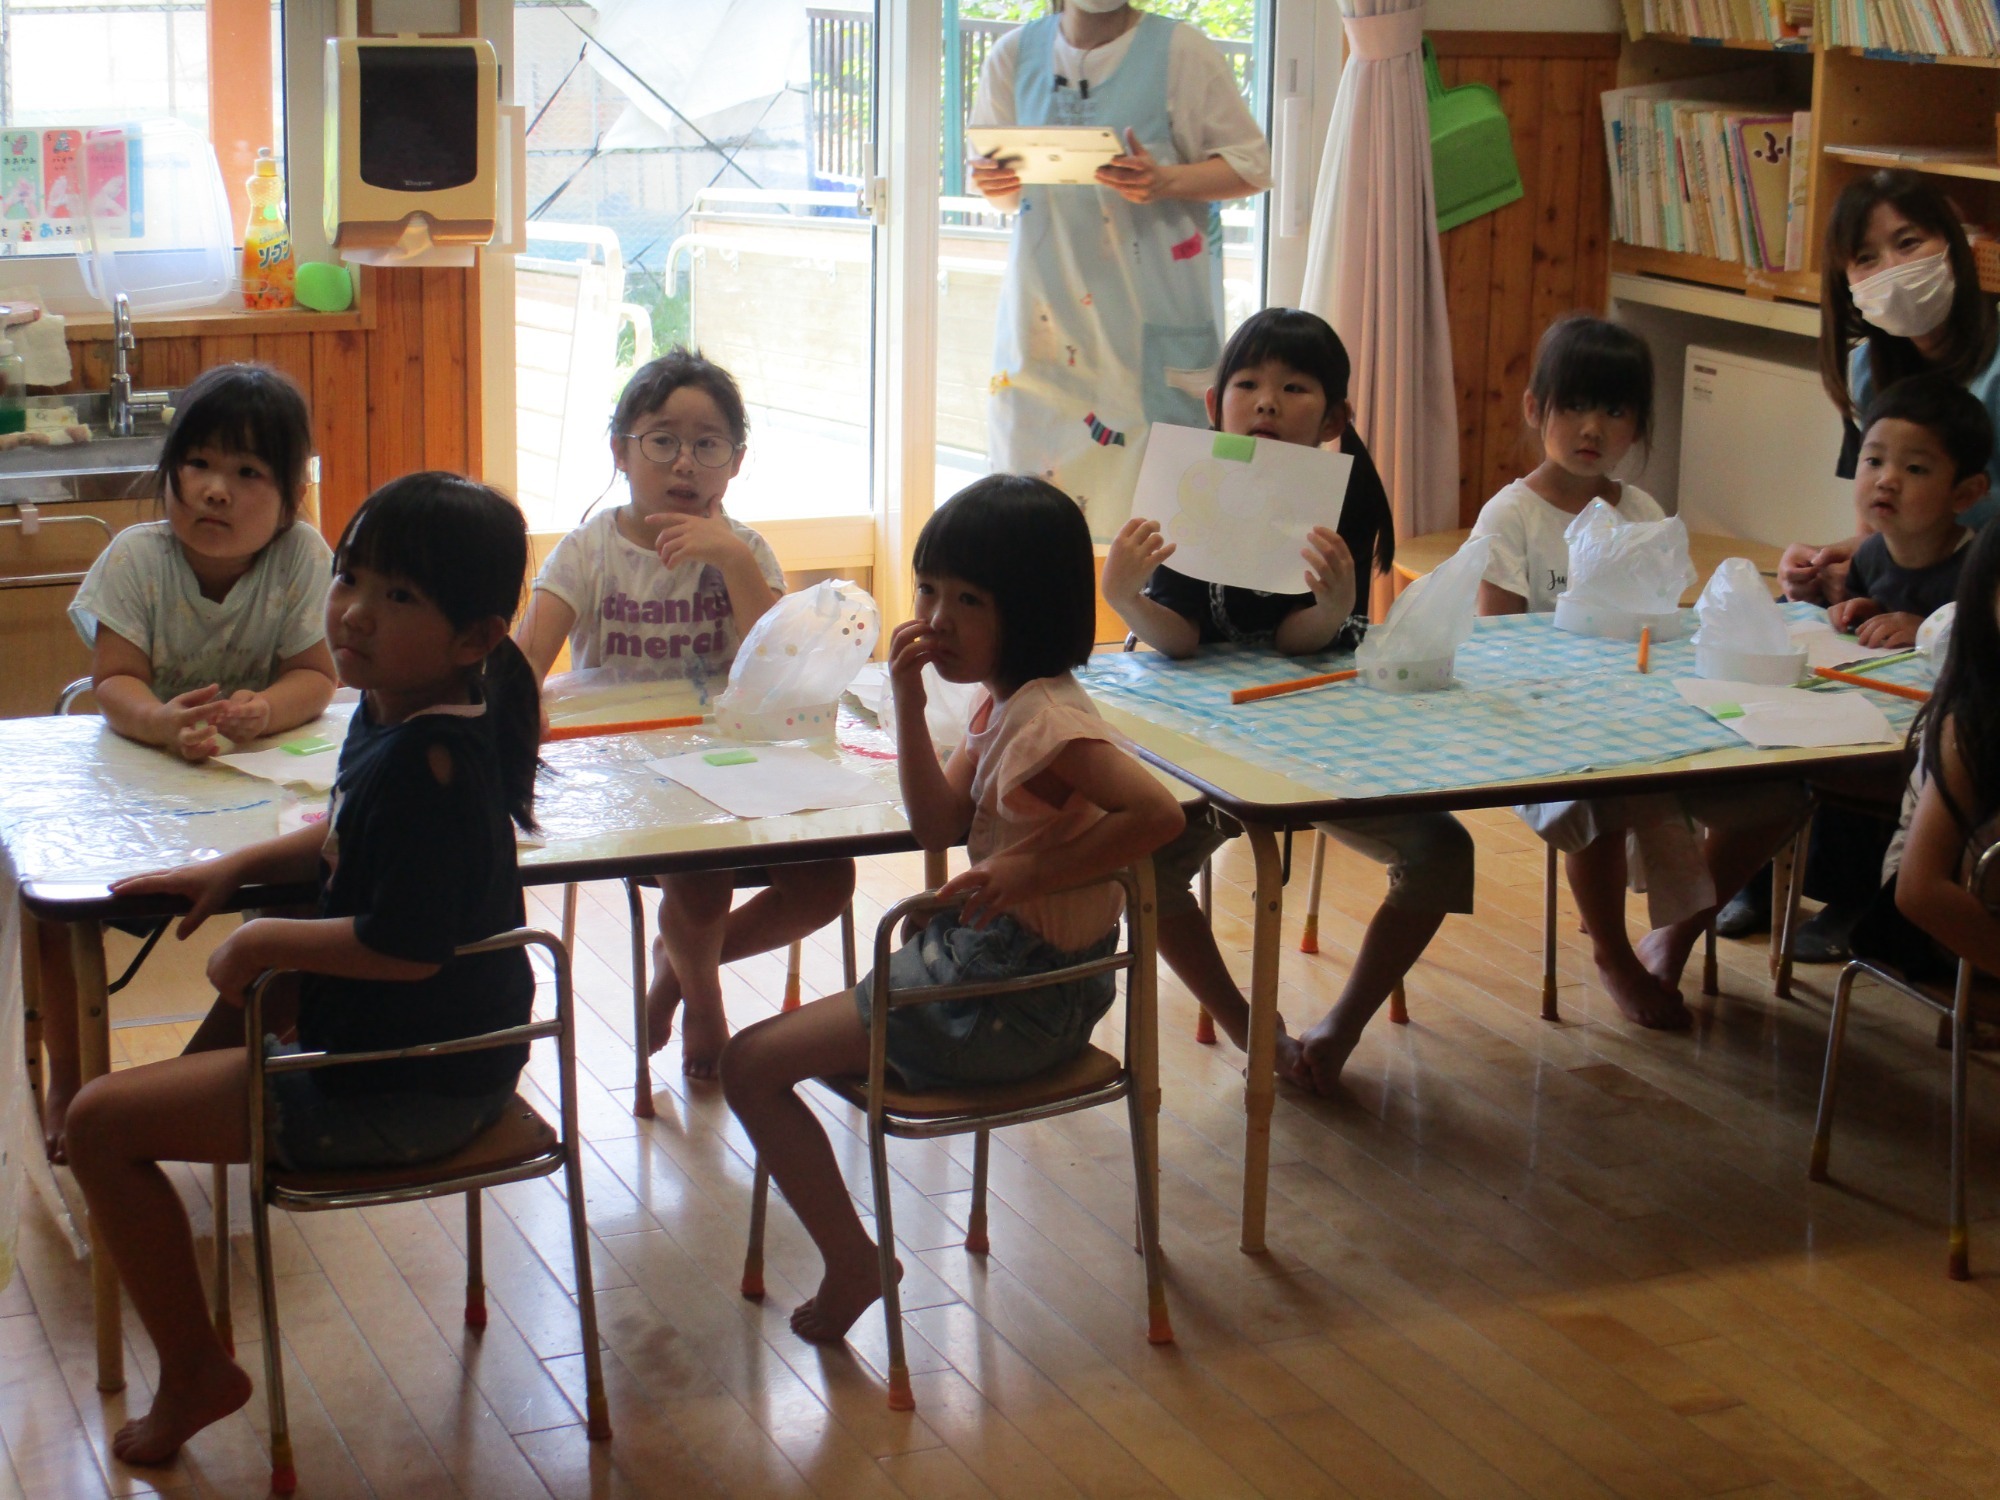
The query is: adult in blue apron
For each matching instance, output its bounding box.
[970,3,1268,540]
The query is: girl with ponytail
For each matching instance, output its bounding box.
[63,473,543,1468]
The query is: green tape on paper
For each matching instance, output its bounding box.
[704,748,758,766]
[1709,702,1744,720]
[1211,433,1255,463]
[281,735,336,755]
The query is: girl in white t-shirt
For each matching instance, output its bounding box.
[516,351,854,1081]
[721,475,1184,1360]
[1471,316,1802,1031]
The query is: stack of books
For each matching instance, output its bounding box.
[1602,70,1813,272]
[1820,1,2000,54]
[1625,1,1813,44]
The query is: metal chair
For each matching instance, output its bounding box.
[1809,841,2000,1281]
[56,676,97,715]
[559,875,856,1117]
[739,863,1172,1410]
[221,929,611,1492]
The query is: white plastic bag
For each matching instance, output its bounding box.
[714,579,881,720]
[1358,534,1491,667]
[846,660,982,753]
[1917,600,1956,663]
[1691,557,1793,652]
[1563,499,1696,615]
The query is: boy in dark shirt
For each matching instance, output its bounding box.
[1828,374,1992,649]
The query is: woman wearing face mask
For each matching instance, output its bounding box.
[967,1,1269,540]
[1726,171,2000,956]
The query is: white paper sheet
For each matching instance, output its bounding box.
[645,746,892,819]
[214,705,356,791]
[1786,620,1907,672]
[1674,678,1897,749]
[1129,423,1351,595]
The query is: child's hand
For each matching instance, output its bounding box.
[648,510,749,571]
[887,619,935,710]
[1303,527,1355,617]
[1854,610,1923,649]
[205,918,273,1006]
[1827,597,1881,635]
[1102,518,1174,604]
[111,856,243,939]
[209,690,271,743]
[1781,540,1856,604]
[155,684,225,762]
[938,851,1038,927]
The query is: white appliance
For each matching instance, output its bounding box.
[1678,341,1853,548]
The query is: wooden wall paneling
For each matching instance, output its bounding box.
[1574,55,1617,321]
[71,340,111,396]
[1476,56,1545,515]
[462,257,484,480]
[251,333,315,398]
[1440,57,1500,527]
[1528,56,1586,339]
[312,330,370,537]
[418,267,468,476]
[365,269,426,490]
[136,337,202,391]
[196,335,258,370]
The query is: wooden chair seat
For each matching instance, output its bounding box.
[268,1095,558,1198]
[820,1045,1123,1121]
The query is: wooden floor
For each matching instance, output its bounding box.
[10,809,2000,1498]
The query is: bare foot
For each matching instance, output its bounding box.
[1597,956,1691,1031]
[1635,926,1695,996]
[679,993,729,1080]
[42,1078,75,1164]
[110,1358,253,1466]
[791,1256,903,1344]
[1286,1012,1363,1095]
[644,936,682,1058]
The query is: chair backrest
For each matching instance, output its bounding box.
[243,927,580,1187]
[861,862,1158,1093]
[55,677,97,715]
[1971,839,2000,912]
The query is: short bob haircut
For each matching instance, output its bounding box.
[1821,170,1997,423]
[154,363,315,526]
[609,345,749,447]
[1860,372,1996,483]
[913,474,1095,688]
[1525,314,1655,448]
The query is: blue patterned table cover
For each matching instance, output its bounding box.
[1078,607,1925,803]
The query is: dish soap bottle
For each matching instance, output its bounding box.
[241,147,295,310]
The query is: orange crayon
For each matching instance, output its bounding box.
[1230,669,1359,706]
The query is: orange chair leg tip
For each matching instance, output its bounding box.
[633,1094,655,1120]
[963,1231,989,1255]
[271,1465,298,1494]
[1194,1012,1217,1045]
[1148,1315,1175,1345]
[464,1301,487,1329]
[887,1378,916,1412]
[741,1276,765,1300]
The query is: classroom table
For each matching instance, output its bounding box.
[0,694,926,1395]
[1077,609,1923,1256]
[1393,528,1786,604]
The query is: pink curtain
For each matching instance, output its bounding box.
[1301,0,1459,578]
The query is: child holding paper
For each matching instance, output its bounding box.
[1101,307,1473,1093]
[1473,314,1803,1028]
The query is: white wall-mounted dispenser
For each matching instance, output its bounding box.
[323,36,499,267]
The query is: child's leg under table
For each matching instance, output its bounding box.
[1147,807,1291,1055]
[1637,783,1812,991]
[63,1049,255,1465]
[1290,812,1474,1094]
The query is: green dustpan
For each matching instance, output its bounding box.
[1425,38,1523,233]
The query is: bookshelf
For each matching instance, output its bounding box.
[1610,6,2000,323]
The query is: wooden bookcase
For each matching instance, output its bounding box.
[1610,21,2000,318]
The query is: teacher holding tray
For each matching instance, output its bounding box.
[968,1,1269,540]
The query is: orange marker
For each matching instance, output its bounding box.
[1811,667,1930,703]
[544,714,706,742]
[1637,626,1651,674]
[1230,669,1359,705]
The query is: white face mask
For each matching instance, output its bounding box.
[1850,249,1957,340]
[1065,0,1131,13]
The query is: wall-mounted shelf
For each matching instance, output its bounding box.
[1823,144,2000,182]
[1609,243,1820,305]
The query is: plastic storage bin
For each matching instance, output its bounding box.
[77,119,234,313]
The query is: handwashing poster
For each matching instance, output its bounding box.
[0,127,137,246]
[1129,423,1352,595]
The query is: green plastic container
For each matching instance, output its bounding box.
[1425,38,1523,233]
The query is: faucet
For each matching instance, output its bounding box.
[109,293,172,437]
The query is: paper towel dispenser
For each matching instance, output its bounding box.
[324,36,499,264]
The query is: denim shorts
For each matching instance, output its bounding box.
[264,1041,518,1173]
[851,913,1120,1091]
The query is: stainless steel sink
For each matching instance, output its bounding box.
[0,391,178,502]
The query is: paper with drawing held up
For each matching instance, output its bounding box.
[645,746,892,820]
[1129,423,1351,596]
[1674,678,1896,749]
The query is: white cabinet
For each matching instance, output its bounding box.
[1677,340,1853,549]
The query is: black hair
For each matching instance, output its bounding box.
[1916,518,2000,848]
[333,472,540,831]
[609,346,749,447]
[154,362,314,527]
[913,474,1095,689]
[1526,314,1655,448]
[1821,170,1998,423]
[1859,373,1995,484]
[1211,307,1395,579]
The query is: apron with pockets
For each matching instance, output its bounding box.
[987,11,1225,541]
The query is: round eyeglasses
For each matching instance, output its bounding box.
[620,430,742,468]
